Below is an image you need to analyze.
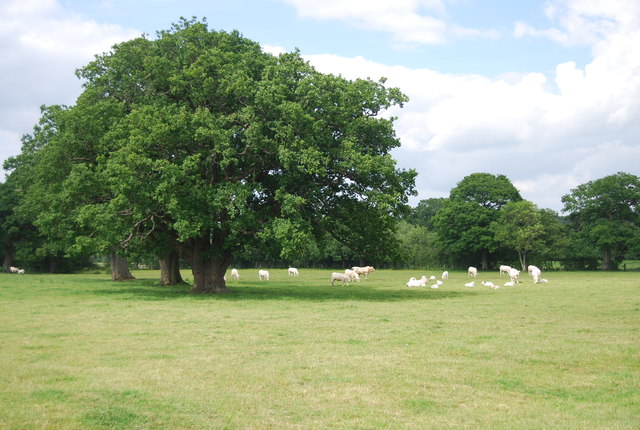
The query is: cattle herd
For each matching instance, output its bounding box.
[226,263,548,289]
[223,266,377,286]
[459,264,548,289]
[5,264,549,289]
[406,264,548,289]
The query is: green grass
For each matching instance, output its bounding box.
[0,269,638,429]
[622,260,640,270]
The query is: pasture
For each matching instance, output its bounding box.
[0,269,638,429]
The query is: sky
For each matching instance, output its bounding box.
[1,0,639,211]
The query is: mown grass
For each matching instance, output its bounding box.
[0,269,638,429]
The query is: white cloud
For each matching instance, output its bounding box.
[305,0,640,210]
[0,0,139,174]
[262,44,288,56]
[2,0,638,213]
[515,0,640,47]
[280,0,496,45]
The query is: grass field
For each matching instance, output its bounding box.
[0,268,638,429]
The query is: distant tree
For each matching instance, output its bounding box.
[561,172,640,270]
[394,220,439,269]
[449,173,522,210]
[406,198,448,229]
[433,173,522,269]
[532,209,572,269]
[563,230,600,270]
[432,200,496,269]
[491,200,544,271]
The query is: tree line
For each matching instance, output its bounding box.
[1,19,638,291]
[396,172,639,272]
[3,167,638,276]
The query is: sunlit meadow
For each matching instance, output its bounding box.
[1,269,638,429]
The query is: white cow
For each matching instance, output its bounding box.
[509,268,520,283]
[530,266,542,283]
[482,281,499,290]
[331,272,351,286]
[258,269,270,280]
[9,266,19,273]
[344,269,361,282]
[406,276,427,287]
[441,271,449,280]
[468,266,478,278]
[230,268,240,280]
[352,266,375,279]
[288,267,299,276]
[431,280,444,289]
[481,281,495,287]
[499,265,511,276]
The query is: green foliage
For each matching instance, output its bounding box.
[531,209,572,268]
[432,200,494,258]
[431,173,523,269]
[449,172,522,210]
[491,200,544,270]
[5,18,415,290]
[562,172,640,270]
[405,197,448,229]
[0,167,94,273]
[394,220,440,269]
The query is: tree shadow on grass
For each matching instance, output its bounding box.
[89,278,477,302]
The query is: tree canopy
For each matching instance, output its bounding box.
[491,200,544,271]
[432,173,522,269]
[561,172,640,270]
[6,18,416,291]
[449,173,522,210]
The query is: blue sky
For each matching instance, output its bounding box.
[2,0,639,210]
[60,0,589,76]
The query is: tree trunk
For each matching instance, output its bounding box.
[48,255,60,274]
[183,237,230,294]
[602,249,613,271]
[518,250,526,272]
[481,249,489,270]
[159,250,184,285]
[190,256,230,294]
[110,254,135,281]
[2,239,15,272]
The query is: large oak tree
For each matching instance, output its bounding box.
[18,19,415,292]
